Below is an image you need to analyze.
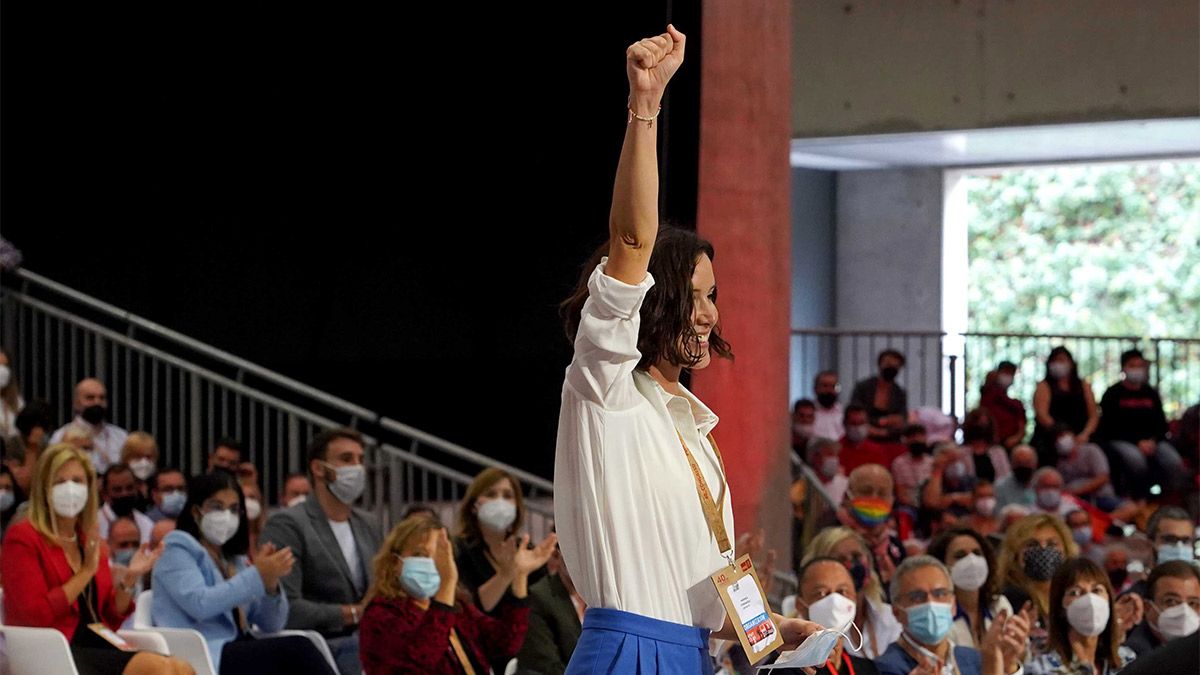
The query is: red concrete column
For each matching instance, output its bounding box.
[693,0,793,562]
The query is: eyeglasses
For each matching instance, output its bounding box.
[899,588,954,605]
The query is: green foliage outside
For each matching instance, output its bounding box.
[964,161,1200,420]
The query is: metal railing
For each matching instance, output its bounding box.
[0,268,554,535]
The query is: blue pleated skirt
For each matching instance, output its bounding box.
[564,607,712,675]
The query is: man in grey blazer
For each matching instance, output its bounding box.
[262,428,382,675]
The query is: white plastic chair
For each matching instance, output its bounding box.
[0,625,80,675]
[117,628,171,654]
[260,628,339,672]
[145,626,218,675]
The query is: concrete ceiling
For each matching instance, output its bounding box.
[789,117,1200,170]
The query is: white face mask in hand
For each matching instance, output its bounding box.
[759,621,864,670]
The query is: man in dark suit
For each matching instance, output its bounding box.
[262,428,382,675]
[517,544,584,675]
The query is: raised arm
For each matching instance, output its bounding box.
[604,25,686,285]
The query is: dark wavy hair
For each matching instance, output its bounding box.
[177,470,251,558]
[927,527,1000,604]
[560,227,733,371]
[1043,346,1082,392]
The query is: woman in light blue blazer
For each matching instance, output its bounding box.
[151,470,335,675]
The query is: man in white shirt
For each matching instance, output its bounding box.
[812,370,845,441]
[49,378,128,474]
[98,463,154,543]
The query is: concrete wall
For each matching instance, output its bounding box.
[792,0,1200,137]
[789,168,837,405]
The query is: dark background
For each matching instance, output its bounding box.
[1,3,702,477]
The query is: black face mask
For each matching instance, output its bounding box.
[847,559,868,591]
[908,442,929,456]
[81,404,107,426]
[1013,466,1034,485]
[816,393,838,408]
[110,495,139,517]
[881,367,899,382]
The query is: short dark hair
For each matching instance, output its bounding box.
[150,468,185,491]
[878,349,905,367]
[560,228,733,372]
[102,463,133,489]
[843,403,866,423]
[212,437,245,456]
[306,427,365,471]
[176,471,250,557]
[1147,506,1192,541]
[1120,349,1146,366]
[1147,560,1200,598]
[793,399,816,414]
[797,555,851,587]
[15,400,53,440]
[902,423,927,437]
[997,361,1017,373]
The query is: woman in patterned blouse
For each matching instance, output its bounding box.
[1026,558,1135,675]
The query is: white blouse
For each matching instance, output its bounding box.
[554,259,735,630]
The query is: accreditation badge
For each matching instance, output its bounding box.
[711,554,783,664]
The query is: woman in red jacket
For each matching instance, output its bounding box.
[359,514,532,674]
[1,443,189,675]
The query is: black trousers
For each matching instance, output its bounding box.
[220,634,339,675]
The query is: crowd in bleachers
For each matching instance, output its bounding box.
[0,341,1196,674]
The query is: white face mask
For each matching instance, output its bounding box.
[1066,593,1110,637]
[1124,368,1148,385]
[324,463,366,505]
[286,494,308,508]
[1049,362,1071,379]
[996,374,1013,388]
[129,458,156,481]
[0,364,11,389]
[51,481,90,518]
[200,509,240,546]
[950,554,989,592]
[245,498,262,520]
[806,591,857,632]
[0,489,15,512]
[820,457,841,480]
[1056,436,1076,455]
[477,499,517,532]
[1152,602,1200,641]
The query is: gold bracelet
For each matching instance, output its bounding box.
[627,105,662,128]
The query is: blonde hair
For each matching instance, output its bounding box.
[367,515,444,602]
[28,443,99,540]
[120,431,159,464]
[997,514,1078,618]
[801,526,884,604]
[62,423,94,446]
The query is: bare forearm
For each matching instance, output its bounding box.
[606,92,662,284]
[477,570,516,612]
[61,571,94,605]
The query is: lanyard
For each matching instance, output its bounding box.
[826,651,857,675]
[676,430,732,562]
[448,629,477,675]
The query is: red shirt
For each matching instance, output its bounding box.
[359,595,529,675]
[0,520,132,640]
[981,386,1026,444]
[839,438,906,474]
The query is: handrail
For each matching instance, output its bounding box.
[6,269,553,488]
[791,325,1200,342]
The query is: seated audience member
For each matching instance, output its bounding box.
[1,462,23,535]
[453,468,557,619]
[1102,545,1136,595]
[207,438,244,474]
[516,543,585,675]
[1032,347,1098,469]
[793,398,818,455]
[99,463,154,543]
[927,528,1022,649]
[0,347,24,437]
[1145,506,1196,566]
[997,505,1032,534]
[922,443,977,514]
[279,472,311,508]
[1,443,183,674]
[49,378,129,474]
[802,527,902,659]
[850,349,908,441]
[876,556,1028,675]
[1026,558,1135,675]
[240,480,266,552]
[980,361,1027,450]
[235,461,258,486]
[813,370,845,441]
[998,514,1076,657]
[1052,424,1119,511]
[260,428,381,675]
[892,424,933,508]
[146,469,188,522]
[152,470,335,675]
[960,409,1012,484]
[781,556,881,675]
[401,503,440,522]
[838,464,905,586]
[1123,560,1200,656]
[1066,509,1097,554]
[1098,349,1187,498]
[7,400,54,494]
[107,516,144,594]
[994,445,1038,512]
[810,438,851,506]
[360,515,531,674]
[840,404,903,473]
[1030,467,1082,519]
[119,432,159,504]
[965,481,1000,538]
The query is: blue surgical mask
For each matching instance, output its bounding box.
[113,548,136,566]
[1158,542,1195,564]
[904,602,955,645]
[400,556,441,599]
[160,491,187,518]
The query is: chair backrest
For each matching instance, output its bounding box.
[0,625,80,675]
[133,589,154,628]
[146,627,218,675]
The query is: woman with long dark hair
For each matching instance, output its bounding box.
[1031,347,1098,468]
[151,470,335,675]
[927,527,1028,649]
[555,25,818,674]
[1026,557,1135,675]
